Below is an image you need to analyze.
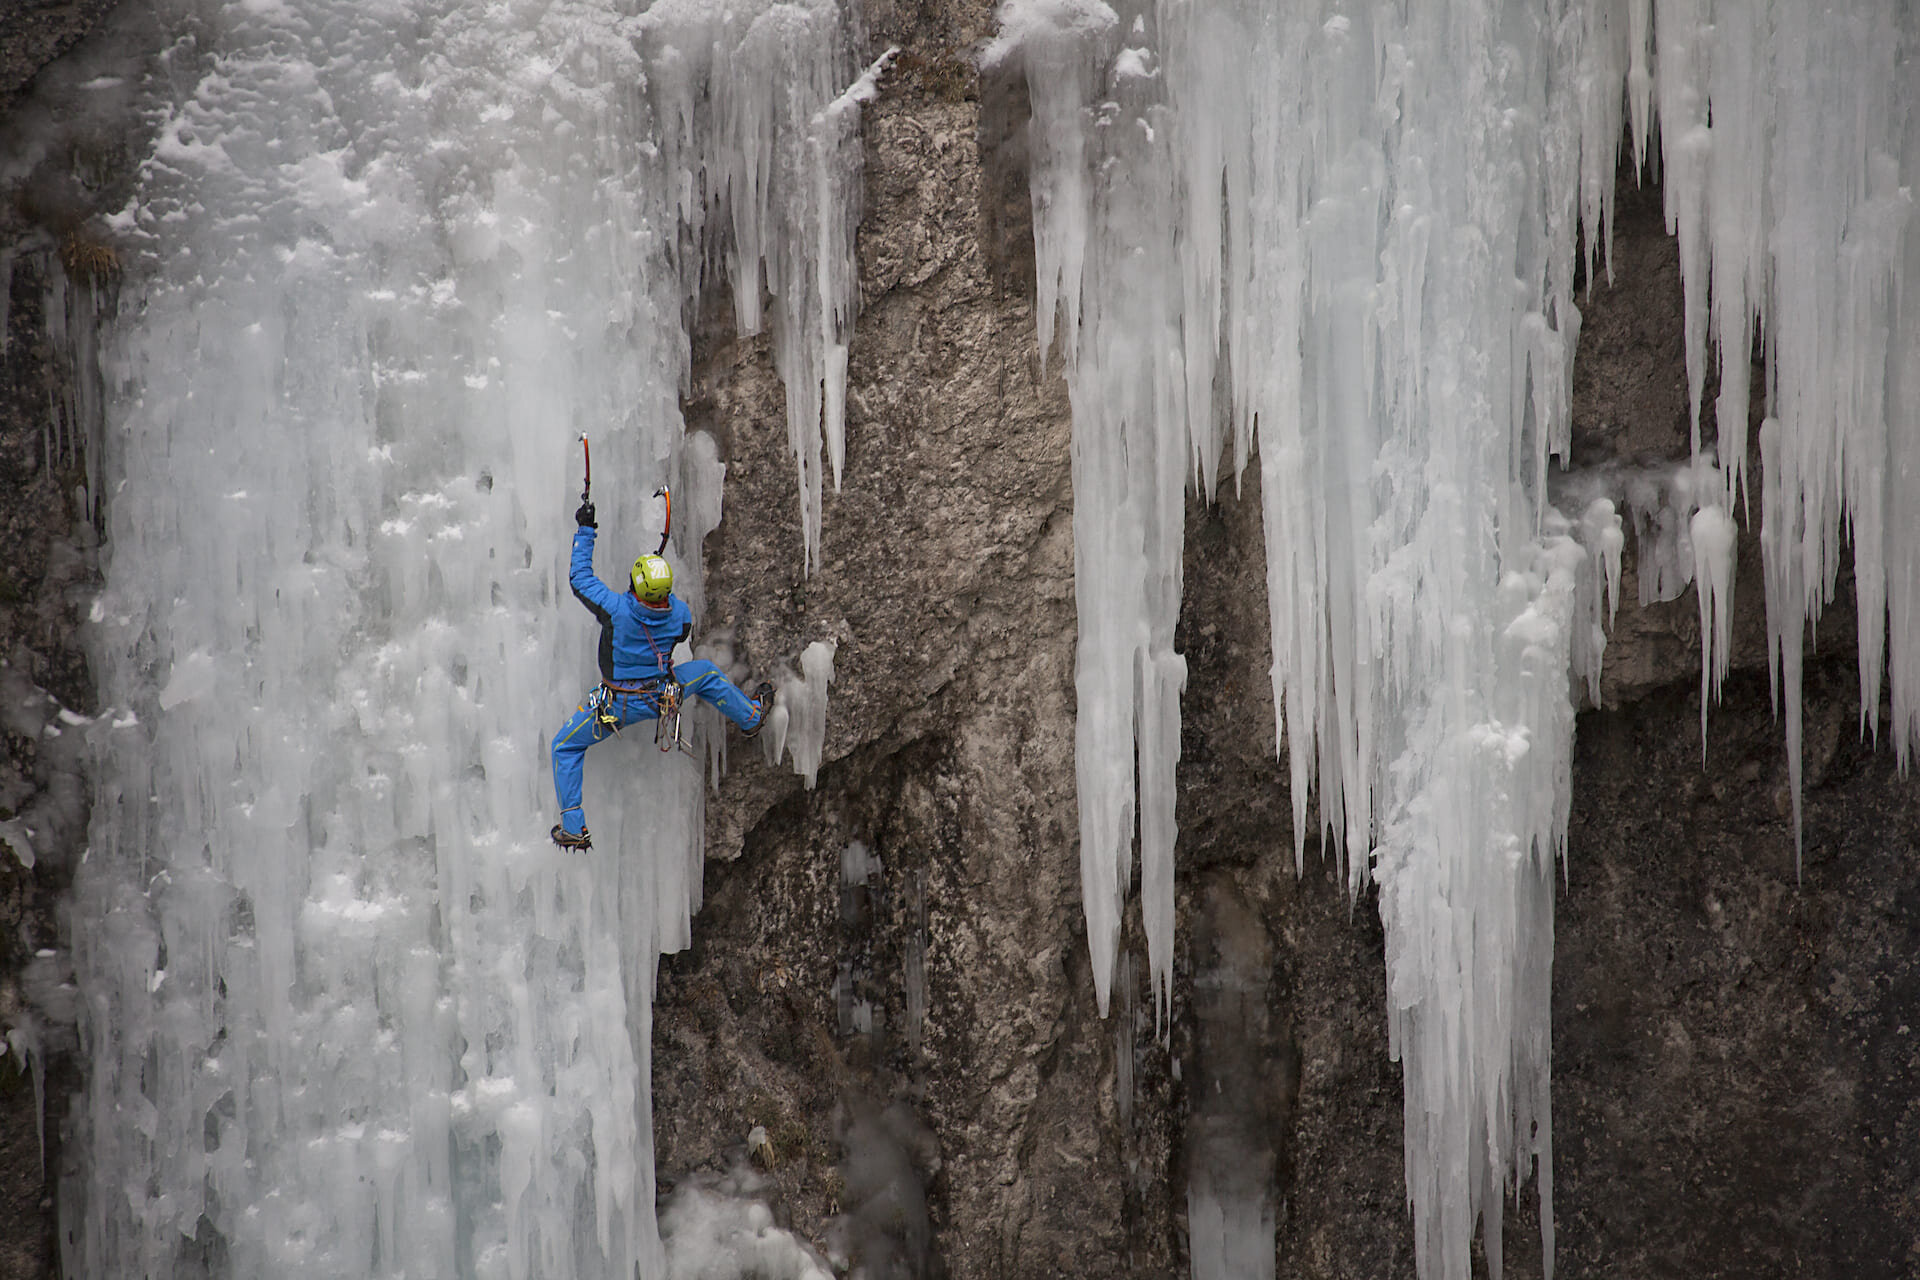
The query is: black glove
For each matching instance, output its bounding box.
[575,499,596,528]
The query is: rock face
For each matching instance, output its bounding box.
[660,16,1920,1279]
[0,1,122,107]
[2,4,1917,1279]
[0,6,132,1278]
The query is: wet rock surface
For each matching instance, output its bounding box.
[0,151,104,1280]
[0,4,1914,1279]
[0,1,122,110]
[0,227,90,1280]
[0,7,142,1278]
[1548,656,1920,1280]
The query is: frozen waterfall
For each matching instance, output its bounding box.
[64,0,867,1276]
[991,1,1917,1278]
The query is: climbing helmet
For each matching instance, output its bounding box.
[631,554,674,603]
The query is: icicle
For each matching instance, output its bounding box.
[766,638,836,788]
[640,1,872,572]
[812,46,899,497]
[1649,0,1919,843]
[673,430,729,623]
[1759,417,1806,875]
[986,0,1188,1017]
[1569,498,1624,707]
[1690,504,1737,753]
[995,0,1625,1273]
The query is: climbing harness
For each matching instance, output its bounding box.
[593,676,664,732]
[587,676,696,757]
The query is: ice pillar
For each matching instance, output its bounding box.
[65,1,867,1276]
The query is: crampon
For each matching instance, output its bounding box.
[550,823,592,852]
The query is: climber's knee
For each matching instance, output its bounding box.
[553,703,598,755]
[672,659,724,696]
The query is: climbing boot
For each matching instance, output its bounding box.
[742,682,775,738]
[550,823,593,852]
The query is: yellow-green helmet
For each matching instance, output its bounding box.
[630,554,673,603]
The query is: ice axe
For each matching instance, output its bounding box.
[651,482,691,757]
[579,435,669,552]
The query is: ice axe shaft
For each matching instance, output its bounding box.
[580,435,592,503]
[655,486,672,555]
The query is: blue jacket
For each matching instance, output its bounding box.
[570,526,691,684]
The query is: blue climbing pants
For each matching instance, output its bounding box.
[551,660,761,836]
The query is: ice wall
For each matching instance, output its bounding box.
[989,0,1638,1276]
[995,0,1917,1277]
[981,0,1189,1028]
[65,1,864,1276]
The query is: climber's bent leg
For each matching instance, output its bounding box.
[673,659,762,731]
[550,696,609,836]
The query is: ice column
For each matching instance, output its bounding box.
[983,0,1190,1024]
[66,1,864,1277]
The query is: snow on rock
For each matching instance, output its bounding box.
[659,1167,834,1280]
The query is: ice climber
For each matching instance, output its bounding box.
[550,495,771,851]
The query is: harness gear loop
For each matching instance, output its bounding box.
[594,676,674,737]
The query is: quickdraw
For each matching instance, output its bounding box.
[589,684,623,735]
[653,680,695,756]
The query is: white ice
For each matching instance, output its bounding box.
[63,1,867,1276]
[996,0,1918,1277]
[764,638,837,789]
[1649,0,1920,867]
[984,0,1800,1277]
